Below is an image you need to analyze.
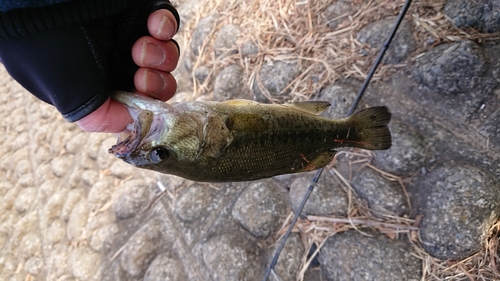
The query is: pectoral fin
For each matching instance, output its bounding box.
[291,150,336,173]
[282,101,331,115]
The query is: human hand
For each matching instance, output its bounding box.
[76,9,179,133]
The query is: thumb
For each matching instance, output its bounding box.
[76,98,133,133]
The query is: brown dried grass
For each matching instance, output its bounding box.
[178,0,500,280]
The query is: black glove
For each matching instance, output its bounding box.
[0,0,179,122]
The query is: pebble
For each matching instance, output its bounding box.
[317,82,366,119]
[144,252,187,281]
[24,256,44,276]
[289,172,348,216]
[88,178,114,206]
[444,0,500,32]
[190,14,218,57]
[232,180,287,238]
[112,179,150,220]
[322,0,353,29]
[352,168,408,217]
[174,183,215,222]
[357,18,416,64]
[14,187,36,214]
[213,64,248,100]
[66,199,90,241]
[61,188,84,222]
[319,230,421,280]
[240,41,259,58]
[374,120,428,176]
[89,223,119,252]
[109,160,135,179]
[46,219,65,245]
[81,169,99,187]
[120,220,163,278]
[252,60,299,102]
[18,231,41,260]
[416,164,500,260]
[51,154,74,177]
[214,24,242,57]
[70,246,102,280]
[272,233,304,281]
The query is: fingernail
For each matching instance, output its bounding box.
[157,15,176,38]
[141,41,165,66]
[143,69,166,93]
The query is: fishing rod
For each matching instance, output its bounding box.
[262,0,413,279]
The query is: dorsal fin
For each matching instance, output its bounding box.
[282,101,331,115]
[221,99,260,106]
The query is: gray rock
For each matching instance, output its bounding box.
[357,18,416,64]
[120,220,163,278]
[319,230,421,281]
[191,14,218,57]
[253,60,299,102]
[202,234,259,281]
[444,0,500,32]
[112,179,150,220]
[144,252,187,281]
[90,223,119,252]
[232,180,287,238]
[194,65,211,83]
[47,244,71,278]
[213,64,248,100]
[374,120,429,176]
[289,172,348,216]
[317,82,366,119]
[413,40,486,95]
[214,24,242,57]
[272,233,304,281]
[174,183,215,222]
[416,164,500,260]
[14,187,36,213]
[70,246,102,280]
[66,199,89,241]
[322,0,353,29]
[351,168,408,218]
[240,41,259,58]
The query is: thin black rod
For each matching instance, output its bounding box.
[262,0,412,280]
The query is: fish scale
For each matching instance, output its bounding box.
[109,92,392,182]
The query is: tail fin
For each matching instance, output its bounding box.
[346,106,392,150]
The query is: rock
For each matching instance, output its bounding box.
[191,14,218,57]
[14,159,31,178]
[289,173,348,216]
[351,168,408,218]
[319,230,421,280]
[322,0,353,29]
[214,24,242,57]
[120,220,163,278]
[272,233,304,281]
[357,18,416,64]
[47,244,71,278]
[88,178,114,206]
[112,179,150,220]
[202,235,259,281]
[416,164,500,260]
[18,231,42,260]
[413,40,486,95]
[46,219,65,245]
[109,160,135,179]
[61,188,84,222]
[70,246,102,280]
[174,183,215,223]
[97,138,118,170]
[444,0,500,32]
[24,256,44,276]
[213,64,248,100]
[317,82,366,119]
[65,132,88,155]
[240,41,259,58]
[144,252,187,281]
[194,65,211,83]
[253,60,299,102]
[14,187,36,213]
[374,120,429,176]
[51,154,74,177]
[66,199,90,241]
[90,223,119,252]
[232,180,287,238]
[81,170,99,187]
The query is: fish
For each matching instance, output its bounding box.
[109,91,392,182]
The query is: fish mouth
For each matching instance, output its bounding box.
[108,110,154,158]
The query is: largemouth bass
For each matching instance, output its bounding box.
[109,91,391,182]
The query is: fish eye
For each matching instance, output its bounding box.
[149,147,169,163]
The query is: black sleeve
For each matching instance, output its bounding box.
[0,0,179,122]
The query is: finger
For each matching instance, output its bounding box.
[76,98,133,133]
[148,9,178,40]
[132,36,179,72]
[134,68,177,101]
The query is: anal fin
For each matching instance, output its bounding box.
[291,150,337,173]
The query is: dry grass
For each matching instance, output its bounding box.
[177,0,500,280]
